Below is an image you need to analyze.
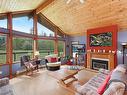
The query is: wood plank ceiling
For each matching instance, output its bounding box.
[0,0,46,13]
[41,0,127,36]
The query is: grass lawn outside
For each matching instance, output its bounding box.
[0,50,63,64]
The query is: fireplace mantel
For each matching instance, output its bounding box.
[87,51,115,70]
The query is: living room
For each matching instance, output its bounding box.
[0,0,127,95]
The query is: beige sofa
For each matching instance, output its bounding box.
[73,64,127,95]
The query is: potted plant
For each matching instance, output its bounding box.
[65,55,73,65]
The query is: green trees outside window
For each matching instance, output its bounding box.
[58,41,65,57]
[13,37,33,62]
[38,40,54,58]
[0,35,6,64]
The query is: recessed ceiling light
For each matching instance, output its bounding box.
[66,0,85,4]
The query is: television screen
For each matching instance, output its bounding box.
[90,32,112,46]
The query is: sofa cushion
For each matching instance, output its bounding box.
[75,73,107,95]
[0,85,14,95]
[103,82,125,95]
[109,70,127,91]
[113,64,127,74]
[0,78,9,87]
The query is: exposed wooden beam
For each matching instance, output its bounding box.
[54,27,58,54]
[36,0,55,14]
[0,10,33,17]
[33,10,38,57]
[39,13,65,35]
[7,13,13,79]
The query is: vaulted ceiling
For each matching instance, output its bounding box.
[0,0,46,13]
[41,0,127,35]
[0,0,127,36]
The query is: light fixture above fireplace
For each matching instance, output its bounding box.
[66,0,85,4]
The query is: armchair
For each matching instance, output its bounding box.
[0,78,14,95]
[45,54,61,71]
[20,55,37,75]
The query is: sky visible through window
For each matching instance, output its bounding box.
[0,16,54,36]
[0,19,7,28]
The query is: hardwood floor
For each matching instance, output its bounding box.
[10,70,74,95]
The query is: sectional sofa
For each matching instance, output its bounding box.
[73,64,127,95]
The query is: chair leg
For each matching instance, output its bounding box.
[36,65,39,71]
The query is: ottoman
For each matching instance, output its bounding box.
[46,62,61,71]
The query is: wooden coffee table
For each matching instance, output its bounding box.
[48,69,78,87]
[59,70,78,87]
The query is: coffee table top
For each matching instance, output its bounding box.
[48,68,78,80]
[58,69,77,79]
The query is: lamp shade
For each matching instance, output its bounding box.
[121,42,127,45]
[35,51,40,56]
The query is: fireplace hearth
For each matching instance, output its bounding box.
[91,58,108,70]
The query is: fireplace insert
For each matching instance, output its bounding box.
[91,59,108,70]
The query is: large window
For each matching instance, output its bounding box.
[13,37,33,62]
[0,17,7,28]
[58,41,65,57]
[37,23,54,36]
[13,16,33,34]
[0,34,6,64]
[38,40,54,58]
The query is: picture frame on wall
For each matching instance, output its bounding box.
[71,41,79,45]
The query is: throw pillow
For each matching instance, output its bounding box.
[50,58,57,62]
[97,72,112,95]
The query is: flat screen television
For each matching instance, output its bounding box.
[90,32,112,46]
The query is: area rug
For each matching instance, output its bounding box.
[48,65,97,84]
[47,68,78,80]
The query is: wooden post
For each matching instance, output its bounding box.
[7,13,13,79]
[54,27,58,54]
[63,41,66,57]
[33,10,38,58]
